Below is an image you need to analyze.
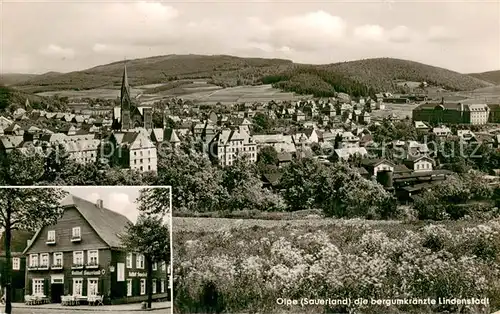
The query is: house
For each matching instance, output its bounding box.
[293,110,306,122]
[336,132,360,149]
[414,121,429,131]
[334,147,368,161]
[457,130,475,141]
[277,152,293,168]
[23,196,169,304]
[0,230,35,302]
[107,131,158,172]
[360,159,395,176]
[404,155,435,172]
[432,126,452,137]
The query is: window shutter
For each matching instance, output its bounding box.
[44,279,49,296]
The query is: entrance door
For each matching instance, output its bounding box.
[51,284,64,303]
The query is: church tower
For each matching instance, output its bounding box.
[120,62,132,130]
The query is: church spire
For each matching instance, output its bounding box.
[120,60,132,130]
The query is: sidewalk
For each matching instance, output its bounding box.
[13,301,171,312]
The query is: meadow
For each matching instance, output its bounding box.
[174,217,500,314]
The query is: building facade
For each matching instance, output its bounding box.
[107,131,158,172]
[413,100,490,125]
[0,230,34,302]
[23,196,169,305]
[208,128,257,166]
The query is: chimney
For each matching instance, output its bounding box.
[96,199,104,209]
[441,97,444,105]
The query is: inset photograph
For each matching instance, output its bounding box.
[0,186,172,314]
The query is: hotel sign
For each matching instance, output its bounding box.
[128,271,147,278]
[71,269,105,276]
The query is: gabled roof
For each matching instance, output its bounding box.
[0,230,35,255]
[24,195,132,254]
[360,158,395,168]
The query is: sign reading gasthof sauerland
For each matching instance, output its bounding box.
[71,270,102,276]
[128,271,147,277]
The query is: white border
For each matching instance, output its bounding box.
[0,185,173,314]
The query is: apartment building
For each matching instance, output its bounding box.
[208,128,257,166]
[107,130,158,172]
[23,196,169,304]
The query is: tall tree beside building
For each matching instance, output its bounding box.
[0,188,67,314]
[120,214,170,309]
[0,148,45,185]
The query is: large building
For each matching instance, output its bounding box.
[112,63,153,131]
[208,128,257,166]
[412,99,490,125]
[107,130,158,172]
[23,196,169,304]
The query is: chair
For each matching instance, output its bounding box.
[24,295,33,305]
[95,295,104,306]
[88,295,96,306]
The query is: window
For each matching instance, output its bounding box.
[152,262,157,271]
[152,279,157,294]
[126,279,132,296]
[40,253,49,268]
[73,251,84,267]
[140,279,146,295]
[47,230,56,243]
[87,250,99,266]
[53,253,63,268]
[72,227,81,241]
[136,254,145,269]
[29,254,38,267]
[161,262,166,271]
[73,278,83,296]
[32,279,44,296]
[126,253,133,268]
[87,278,98,296]
[12,257,20,270]
[160,280,165,293]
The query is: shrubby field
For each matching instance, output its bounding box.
[174,218,500,314]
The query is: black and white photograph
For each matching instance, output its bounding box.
[0,186,172,314]
[2,0,500,313]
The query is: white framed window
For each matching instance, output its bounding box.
[126,253,133,269]
[72,227,81,239]
[126,279,132,296]
[40,253,49,267]
[161,262,166,271]
[152,279,157,294]
[73,278,83,296]
[53,252,63,267]
[152,262,157,271]
[87,278,98,296]
[117,263,125,282]
[160,280,165,293]
[87,250,99,266]
[73,251,84,266]
[29,254,38,267]
[136,254,145,269]
[12,257,20,270]
[140,279,146,295]
[32,279,44,296]
[47,230,56,243]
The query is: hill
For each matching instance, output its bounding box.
[0,73,39,86]
[469,70,500,85]
[13,55,493,96]
[0,85,68,112]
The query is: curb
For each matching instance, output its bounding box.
[13,306,171,312]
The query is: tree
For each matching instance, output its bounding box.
[0,148,45,185]
[256,146,278,167]
[120,214,170,309]
[137,188,171,216]
[0,188,67,314]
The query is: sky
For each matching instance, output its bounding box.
[62,186,171,224]
[1,0,499,74]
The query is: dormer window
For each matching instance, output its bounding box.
[46,230,56,244]
[72,227,81,242]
